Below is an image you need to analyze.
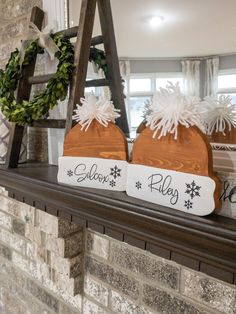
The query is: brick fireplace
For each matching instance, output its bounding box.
[0,188,235,314]
[0,1,236,313]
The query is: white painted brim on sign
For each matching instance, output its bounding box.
[58,156,128,191]
[216,170,236,219]
[126,164,216,216]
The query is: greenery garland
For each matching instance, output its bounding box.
[0,35,108,125]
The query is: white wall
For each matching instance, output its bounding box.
[43,0,66,165]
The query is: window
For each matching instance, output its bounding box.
[85,71,103,96]
[126,73,183,132]
[129,96,149,129]
[217,69,236,104]
[85,86,96,94]
[156,77,184,91]
[130,78,152,93]
[218,74,236,89]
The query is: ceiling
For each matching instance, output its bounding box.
[69,0,236,58]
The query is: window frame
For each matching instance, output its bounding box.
[126,72,183,131]
[218,68,236,94]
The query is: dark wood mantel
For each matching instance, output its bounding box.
[0,163,235,284]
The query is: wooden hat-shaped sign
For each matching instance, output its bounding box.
[203,95,236,144]
[58,95,128,191]
[126,83,221,216]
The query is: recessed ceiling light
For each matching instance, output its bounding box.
[149,16,164,28]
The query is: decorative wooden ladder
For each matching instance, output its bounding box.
[5,0,129,168]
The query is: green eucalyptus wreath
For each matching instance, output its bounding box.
[0,34,108,125]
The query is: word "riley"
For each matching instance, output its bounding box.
[148,173,179,205]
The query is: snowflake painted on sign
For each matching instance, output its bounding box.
[184,199,193,210]
[185,180,201,199]
[135,181,142,190]
[110,165,121,179]
[109,180,116,187]
[67,170,73,177]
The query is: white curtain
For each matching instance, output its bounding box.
[119,60,130,98]
[119,60,130,129]
[181,60,201,97]
[119,60,130,79]
[205,57,219,97]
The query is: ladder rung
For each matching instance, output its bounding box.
[86,78,109,87]
[28,74,109,87]
[28,74,53,85]
[31,119,66,128]
[55,27,103,46]
[55,26,78,38]
[90,35,104,46]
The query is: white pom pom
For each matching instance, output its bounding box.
[72,94,120,131]
[146,82,204,140]
[203,95,236,135]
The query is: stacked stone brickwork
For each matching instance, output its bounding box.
[0,0,42,69]
[84,230,236,314]
[0,187,83,314]
[0,186,236,313]
[0,0,49,164]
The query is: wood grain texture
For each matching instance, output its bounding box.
[132,125,221,210]
[65,0,97,135]
[209,126,236,144]
[65,0,129,135]
[97,0,129,135]
[0,164,235,284]
[31,119,66,128]
[64,120,128,160]
[55,26,103,45]
[5,6,44,168]
[136,121,146,134]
